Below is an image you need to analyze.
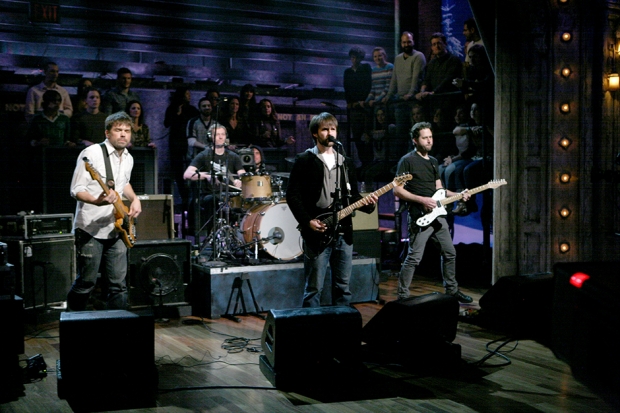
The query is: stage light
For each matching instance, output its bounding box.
[561,32,572,42]
[559,207,571,218]
[608,73,620,91]
[559,242,571,253]
[561,67,571,78]
[569,272,590,288]
[558,136,572,150]
[560,103,570,113]
[560,172,571,183]
[558,0,569,4]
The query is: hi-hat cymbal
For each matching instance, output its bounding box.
[272,172,290,178]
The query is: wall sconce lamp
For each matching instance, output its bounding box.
[560,172,571,183]
[559,207,572,218]
[561,32,572,42]
[558,0,568,4]
[608,73,620,91]
[561,67,571,78]
[559,241,571,253]
[560,103,570,113]
[558,136,572,150]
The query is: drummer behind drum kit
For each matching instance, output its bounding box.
[205,170,303,263]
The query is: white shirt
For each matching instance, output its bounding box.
[70,140,133,238]
[24,82,73,122]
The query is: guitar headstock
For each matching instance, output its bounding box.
[83,157,103,183]
[394,174,412,186]
[488,179,507,188]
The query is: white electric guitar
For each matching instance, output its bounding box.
[415,179,507,227]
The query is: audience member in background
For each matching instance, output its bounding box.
[27,89,72,148]
[363,47,394,110]
[253,98,295,148]
[186,97,215,161]
[344,46,373,169]
[164,87,199,209]
[24,61,73,123]
[239,83,258,130]
[415,32,463,119]
[220,96,251,148]
[73,78,93,114]
[71,87,107,146]
[384,32,427,156]
[126,100,155,148]
[463,18,484,67]
[429,107,457,162]
[247,144,275,174]
[361,107,396,187]
[439,106,477,202]
[452,44,494,125]
[206,88,221,118]
[102,68,140,114]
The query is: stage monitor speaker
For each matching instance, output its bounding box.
[352,230,381,259]
[478,274,554,341]
[362,292,459,349]
[551,262,619,409]
[58,309,157,409]
[124,194,174,240]
[127,239,191,307]
[0,237,75,309]
[260,306,362,389]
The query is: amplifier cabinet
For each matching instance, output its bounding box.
[0,214,73,240]
[1,237,75,309]
[127,239,191,307]
[123,194,174,240]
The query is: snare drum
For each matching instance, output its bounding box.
[241,174,272,202]
[240,202,302,260]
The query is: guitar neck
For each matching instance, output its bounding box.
[85,162,127,218]
[440,182,494,205]
[337,181,396,221]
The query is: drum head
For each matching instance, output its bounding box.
[242,174,272,201]
[241,202,302,260]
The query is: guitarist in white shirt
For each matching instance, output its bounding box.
[394,122,473,303]
[67,112,142,311]
[287,112,378,308]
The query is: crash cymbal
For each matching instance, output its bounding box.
[271,172,290,178]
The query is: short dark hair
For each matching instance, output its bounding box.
[117,67,132,77]
[348,46,365,60]
[198,97,211,107]
[430,32,447,45]
[42,89,61,106]
[82,86,100,99]
[372,47,387,59]
[401,31,414,40]
[206,88,220,98]
[105,111,132,131]
[410,122,432,140]
[309,112,338,136]
[464,18,478,33]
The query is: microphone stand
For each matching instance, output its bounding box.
[329,140,342,242]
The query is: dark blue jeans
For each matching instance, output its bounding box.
[67,228,128,311]
[302,234,353,307]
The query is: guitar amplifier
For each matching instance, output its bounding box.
[0,214,73,240]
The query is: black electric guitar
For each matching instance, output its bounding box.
[415,179,507,227]
[306,174,412,251]
[83,157,136,248]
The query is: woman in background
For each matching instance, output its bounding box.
[253,98,295,148]
[126,100,155,148]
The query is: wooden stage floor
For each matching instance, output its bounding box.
[1,272,615,413]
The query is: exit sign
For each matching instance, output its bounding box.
[30,2,60,24]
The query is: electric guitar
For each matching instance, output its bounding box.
[306,174,412,251]
[415,179,507,227]
[83,157,136,248]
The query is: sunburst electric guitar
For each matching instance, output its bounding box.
[308,174,412,251]
[83,157,136,248]
[415,179,507,227]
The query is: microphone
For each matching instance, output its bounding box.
[327,135,343,146]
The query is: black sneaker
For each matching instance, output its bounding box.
[452,290,473,304]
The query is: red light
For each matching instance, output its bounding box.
[569,272,590,288]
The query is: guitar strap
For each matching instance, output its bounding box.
[99,143,115,190]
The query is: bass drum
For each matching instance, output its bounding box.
[241,202,302,260]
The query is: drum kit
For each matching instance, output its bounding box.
[200,171,303,263]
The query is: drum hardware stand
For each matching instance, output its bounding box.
[152,279,174,324]
[233,231,283,264]
[222,272,265,322]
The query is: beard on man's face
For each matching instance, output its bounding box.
[403,45,414,54]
